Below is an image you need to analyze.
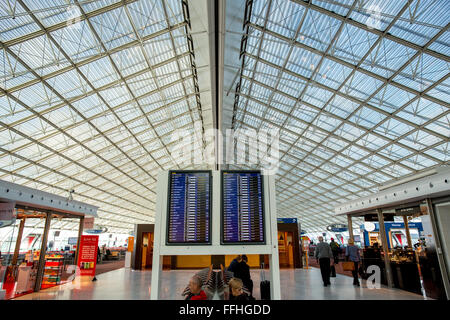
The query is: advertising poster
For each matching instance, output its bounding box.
[127,236,134,252]
[83,217,95,229]
[0,202,16,227]
[77,235,99,276]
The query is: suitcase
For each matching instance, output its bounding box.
[330,264,336,277]
[260,263,271,300]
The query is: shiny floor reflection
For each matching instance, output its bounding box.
[14,267,427,300]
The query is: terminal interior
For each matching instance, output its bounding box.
[0,0,449,300]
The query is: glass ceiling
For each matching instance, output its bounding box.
[0,0,448,235]
[0,0,207,233]
[229,0,449,233]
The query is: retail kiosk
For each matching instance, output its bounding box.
[0,179,98,299]
[150,170,281,300]
[335,166,450,300]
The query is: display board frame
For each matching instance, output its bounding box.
[166,170,212,246]
[220,170,266,245]
[150,170,281,300]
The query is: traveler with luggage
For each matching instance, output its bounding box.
[345,239,361,286]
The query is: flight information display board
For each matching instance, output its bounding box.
[221,171,265,244]
[167,171,211,245]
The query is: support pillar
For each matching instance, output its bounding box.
[74,216,84,267]
[347,214,354,242]
[403,215,412,249]
[11,218,25,266]
[377,208,393,288]
[34,213,52,292]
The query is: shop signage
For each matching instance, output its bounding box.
[326,223,348,232]
[364,213,394,221]
[68,237,78,245]
[85,227,108,234]
[277,218,297,224]
[395,207,421,215]
[0,202,16,227]
[364,222,376,232]
[77,235,99,276]
[361,222,423,231]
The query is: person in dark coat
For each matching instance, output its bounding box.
[233,255,253,297]
[227,255,242,275]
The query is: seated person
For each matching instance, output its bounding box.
[185,275,207,300]
[228,278,251,300]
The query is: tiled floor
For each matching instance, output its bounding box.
[14,267,427,300]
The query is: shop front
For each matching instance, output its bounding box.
[335,168,450,300]
[0,180,98,300]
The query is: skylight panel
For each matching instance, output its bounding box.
[428,31,450,56]
[143,33,175,66]
[398,130,443,150]
[325,95,359,118]
[303,85,333,109]
[424,142,449,162]
[393,53,449,92]
[80,56,119,87]
[425,113,450,137]
[298,9,340,52]
[286,45,321,78]
[349,0,404,31]
[51,19,102,63]
[127,0,168,36]
[0,2,40,42]
[390,0,449,46]
[340,70,384,100]
[348,107,386,129]
[265,0,304,39]
[334,23,378,65]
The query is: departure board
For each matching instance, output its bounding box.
[167,171,211,245]
[221,171,265,244]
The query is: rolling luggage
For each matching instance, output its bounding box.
[330,264,336,277]
[260,263,271,300]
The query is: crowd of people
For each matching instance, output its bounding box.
[314,236,361,287]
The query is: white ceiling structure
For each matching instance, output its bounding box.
[0,0,449,234]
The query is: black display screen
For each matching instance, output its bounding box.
[221,171,265,244]
[167,171,211,245]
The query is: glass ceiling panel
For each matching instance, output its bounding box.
[0,0,205,232]
[232,0,450,232]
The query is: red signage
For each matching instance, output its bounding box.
[77,235,99,276]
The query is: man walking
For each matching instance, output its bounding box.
[314,236,333,287]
